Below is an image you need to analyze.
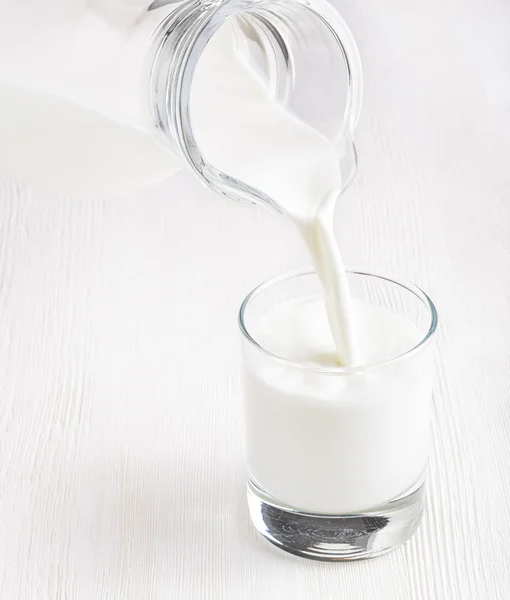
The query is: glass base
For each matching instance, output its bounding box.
[247,479,425,561]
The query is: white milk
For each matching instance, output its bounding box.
[244,296,430,514]
[191,24,361,365]
[190,25,431,514]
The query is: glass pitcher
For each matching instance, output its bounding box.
[0,0,362,205]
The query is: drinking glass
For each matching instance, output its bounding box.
[239,269,438,560]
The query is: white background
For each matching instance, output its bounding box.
[1,0,510,597]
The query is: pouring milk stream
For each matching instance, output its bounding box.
[190,24,363,366]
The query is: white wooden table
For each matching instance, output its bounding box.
[1,0,509,598]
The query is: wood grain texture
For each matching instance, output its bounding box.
[0,0,510,598]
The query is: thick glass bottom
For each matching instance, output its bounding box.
[247,478,425,561]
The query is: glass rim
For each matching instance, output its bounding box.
[238,268,438,375]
